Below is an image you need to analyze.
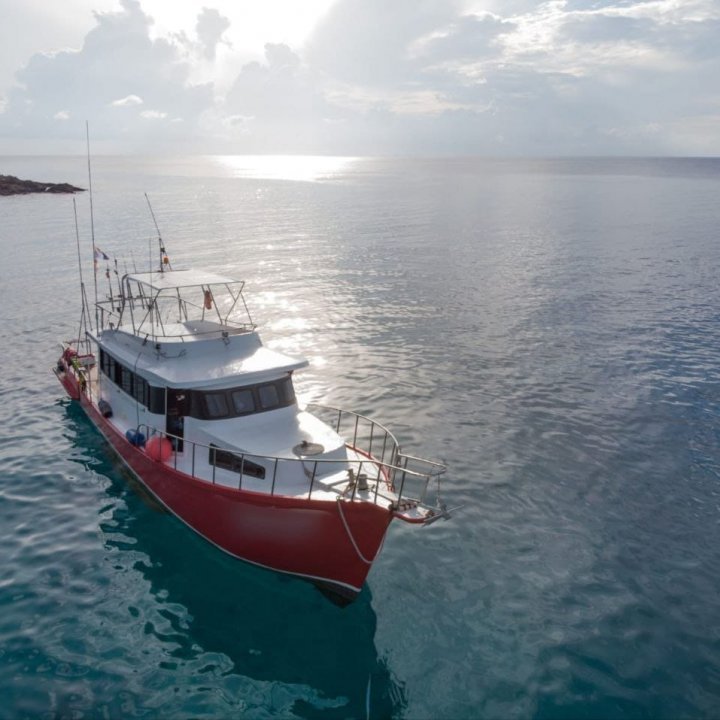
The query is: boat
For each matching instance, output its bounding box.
[54,232,449,603]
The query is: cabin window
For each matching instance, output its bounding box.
[190,376,295,421]
[120,366,134,396]
[209,445,266,479]
[231,389,256,415]
[100,349,111,377]
[133,377,148,406]
[204,392,229,418]
[278,376,296,405]
[258,383,280,410]
[114,361,124,386]
[98,348,162,413]
[148,386,166,414]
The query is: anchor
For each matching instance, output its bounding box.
[422,503,465,526]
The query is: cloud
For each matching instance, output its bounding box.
[196,7,231,61]
[112,94,144,107]
[225,43,306,117]
[305,0,460,87]
[140,110,168,119]
[0,0,719,154]
[0,0,213,149]
[213,0,720,155]
[411,13,517,64]
[220,43,335,152]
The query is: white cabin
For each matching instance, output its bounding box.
[93,269,350,496]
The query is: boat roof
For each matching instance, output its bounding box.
[137,345,309,388]
[202,409,346,459]
[127,269,241,291]
[100,328,309,388]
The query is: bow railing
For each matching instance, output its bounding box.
[132,405,445,511]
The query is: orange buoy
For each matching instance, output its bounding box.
[146,436,172,462]
[203,289,213,310]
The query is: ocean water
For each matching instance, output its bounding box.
[1,154,720,718]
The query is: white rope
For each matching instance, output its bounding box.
[336,499,373,565]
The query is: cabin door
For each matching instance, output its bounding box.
[166,389,187,452]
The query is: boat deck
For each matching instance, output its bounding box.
[164,444,397,502]
[75,358,439,522]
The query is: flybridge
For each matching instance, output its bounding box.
[97,268,257,342]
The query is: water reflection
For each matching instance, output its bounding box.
[64,403,406,718]
[213,155,359,183]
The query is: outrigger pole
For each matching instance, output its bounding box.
[72,198,92,344]
[86,121,99,330]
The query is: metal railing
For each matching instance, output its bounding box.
[306,402,401,476]
[132,405,445,510]
[95,297,255,339]
[307,403,447,503]
[94,276,257,341]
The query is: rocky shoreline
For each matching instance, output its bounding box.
[0,174,85,196]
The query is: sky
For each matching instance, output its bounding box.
[0,0,718,156]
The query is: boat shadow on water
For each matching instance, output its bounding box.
[62,400,407,718]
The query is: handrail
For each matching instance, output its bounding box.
[132,417,442,510]
[397,452,447,474]
[305,402,413,481]
[134,423,430,478]
[96,295,254,339]
[306,403,402,456]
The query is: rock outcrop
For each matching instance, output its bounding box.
[0,174,85,196]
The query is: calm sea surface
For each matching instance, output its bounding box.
[0,155,719,719]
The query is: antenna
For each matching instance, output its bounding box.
[145,193,171,273]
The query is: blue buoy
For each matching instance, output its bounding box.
[125,429,146,447]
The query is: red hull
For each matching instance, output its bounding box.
[57,369,392,599]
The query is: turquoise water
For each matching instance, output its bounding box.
[1,156,720,718]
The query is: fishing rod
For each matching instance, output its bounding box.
[144,193,172,273]
[113,258,122,301]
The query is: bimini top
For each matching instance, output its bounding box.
[127,269,241,292]
[98,267,257,342]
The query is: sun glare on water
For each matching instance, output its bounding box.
[214,155,359,182]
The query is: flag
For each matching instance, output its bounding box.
[94,246,110,270]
